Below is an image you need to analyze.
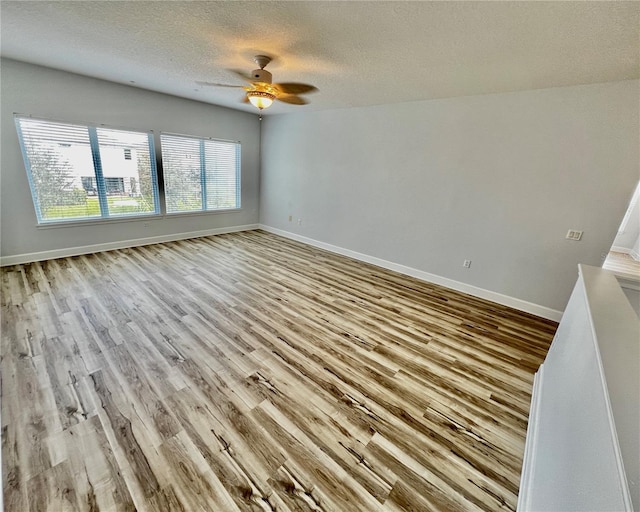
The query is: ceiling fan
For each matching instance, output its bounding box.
[198,55,318,114]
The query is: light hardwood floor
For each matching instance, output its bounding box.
[1,230,557,511]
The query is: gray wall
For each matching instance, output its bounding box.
[260,80,639,312]
[1,58,261,259]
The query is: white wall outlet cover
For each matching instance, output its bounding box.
[566,230,583,241]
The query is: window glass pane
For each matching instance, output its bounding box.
[15,117,160,224]
[16,118,101,222]
[96,128,159,217]
[161,134,203,213]
[161,133,240,214]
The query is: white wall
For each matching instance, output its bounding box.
[260,80,639,313]
[611,181,640,254]
[632,234,640,261]
[0,59,261,260]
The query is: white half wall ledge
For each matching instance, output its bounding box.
[0,224,260,267]
[259,224,563,322]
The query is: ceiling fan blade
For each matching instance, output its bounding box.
[273,82,318,95]
[196,81,244,88]
[276,94,308,105]
[229,69,254,82]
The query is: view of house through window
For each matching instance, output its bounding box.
[15,117,160,223]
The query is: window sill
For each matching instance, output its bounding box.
[35,208,243,229]
[36,213,162,229]
[164,208,242,219]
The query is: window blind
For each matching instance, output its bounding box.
[161,133,240,214]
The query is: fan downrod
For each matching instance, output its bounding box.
[253,55,272,70]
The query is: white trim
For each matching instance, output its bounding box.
[581,267,634,510]
[259,225,563,321]
[0,224,259,266]
[36,213,163,229]
[0,393,2,512]
[630,249,640,262]
[35,208,243,230]
[517,363,545,512]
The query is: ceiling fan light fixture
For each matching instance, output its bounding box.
[247,90,276,110]
[199,55,316,112]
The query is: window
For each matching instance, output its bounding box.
[105,177,125,195]
[15,117,160,223]
[161,133,240,214]
[81,177,97,195]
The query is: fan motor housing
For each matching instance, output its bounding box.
[250,68,272,84]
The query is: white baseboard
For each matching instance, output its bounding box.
[4,223,564,321]
[259,225,563,322]
[0,224,259,266]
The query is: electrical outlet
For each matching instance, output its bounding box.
[297,218,302,225]
[463,260,472,268]
[566,230,583,241]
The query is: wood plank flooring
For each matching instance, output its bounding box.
[1,230,557,511]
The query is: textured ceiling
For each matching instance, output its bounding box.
[1,1,638,115]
